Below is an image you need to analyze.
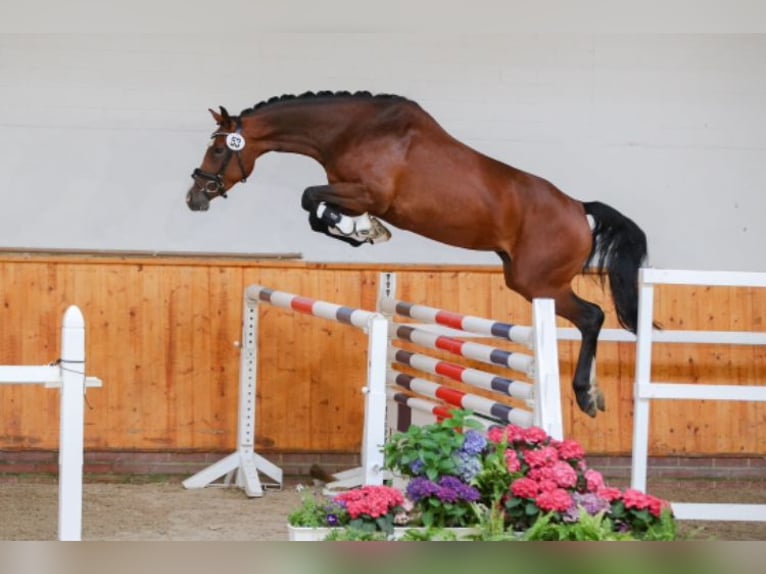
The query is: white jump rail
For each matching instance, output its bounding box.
[0,305,102,541]
[630,268,766,522]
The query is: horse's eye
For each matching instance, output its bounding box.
[212,147,225,156]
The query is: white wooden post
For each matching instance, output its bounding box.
[57,305,86,542]
[531,298,563,441]
[359,315,388,485]
[630,272,655,493]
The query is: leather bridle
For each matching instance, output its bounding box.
[190,118,248,199]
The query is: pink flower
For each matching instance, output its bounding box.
[504,449,521,473]
[334,485,403,519]
[596,487,622,502]
[550,461,578,488]
[556,439,585,461]
[647,495,670,518]
[486,426,505,444]
[537,479,558,493]
[487,424,525,444]
[520,426,549,445]
[584,469,605,492]
[523,446,559,468]
[527,466,554,482]
[510,477,539,499]
[535,488,573,513]
[621,488,651,511]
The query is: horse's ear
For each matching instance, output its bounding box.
[219,106,231,124]
[208,108,223,125]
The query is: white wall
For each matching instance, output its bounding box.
[1,31,765,270]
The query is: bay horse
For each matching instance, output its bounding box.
[186,90,648,418]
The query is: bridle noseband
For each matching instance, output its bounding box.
[191,118,248,200]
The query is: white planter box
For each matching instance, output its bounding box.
[287,524,480,541]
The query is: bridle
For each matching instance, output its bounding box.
[190,117,248,200]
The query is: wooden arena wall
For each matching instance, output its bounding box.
[0,254,764,458]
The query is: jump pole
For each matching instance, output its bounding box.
[376,272,563,441]
[183,285,389,496]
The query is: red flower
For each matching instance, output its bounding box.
[621,488,652,511]
[487,424,525,444]
[510,477,539,499]
[537,479,558,493]
[523,446,559,468]
[597,487,622,502]
[520,426,549,445]
[535,488,573,513]
[647,495,671,518]
[334,485,403,519]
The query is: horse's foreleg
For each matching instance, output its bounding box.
[301,184,391,245]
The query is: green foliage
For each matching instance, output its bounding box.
[398,528,461,541]
[382,409,481,480]
[521,508,636,541]
[323,527,389,541]
[287,491,347,527]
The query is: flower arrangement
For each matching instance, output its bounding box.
[474,423,675,540]
[288,410,676,541]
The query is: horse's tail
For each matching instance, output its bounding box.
[582,201,648,333]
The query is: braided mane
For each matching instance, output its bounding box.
[240,90,408,116]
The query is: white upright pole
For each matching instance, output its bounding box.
[57,305,86,542]
[531,299,563,441]
[360,315,389,485]
[630,273,656,492]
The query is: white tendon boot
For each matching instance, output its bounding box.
[316,203,392,244]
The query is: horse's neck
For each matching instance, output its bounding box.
[245,107,347,161]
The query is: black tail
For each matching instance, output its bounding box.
[583,201,648,333]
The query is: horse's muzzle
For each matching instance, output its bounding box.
[186,188,210,212]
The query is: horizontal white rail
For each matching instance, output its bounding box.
[671,503,766,522]
[637,383,766,402]
[642,268,766,288]
[557,328,766,345]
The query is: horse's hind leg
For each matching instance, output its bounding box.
[554,290,606,418]
[497,252,605,417]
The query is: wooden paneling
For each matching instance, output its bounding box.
[0,255,764,457]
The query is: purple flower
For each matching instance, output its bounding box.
[326,514,340,526]
[406,477,441,502]
[460,430,487,456]
[436,476,480,503]
[563,492,612,522]
[409,459,425,475]
[454,450,482,481]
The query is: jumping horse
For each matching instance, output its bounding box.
[186,90,649,418]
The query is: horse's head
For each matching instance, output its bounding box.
[186,106,255,211]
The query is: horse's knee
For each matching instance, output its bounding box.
[301,187,319,211]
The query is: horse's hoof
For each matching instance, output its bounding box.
[596,389,606,412]
[589,385,606,412]
[365,217,392,244]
